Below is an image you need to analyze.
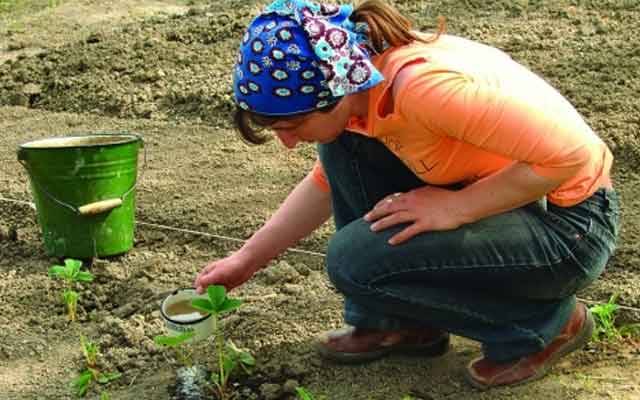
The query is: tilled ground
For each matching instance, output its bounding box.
[1,1,639,399]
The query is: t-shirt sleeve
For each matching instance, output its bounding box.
[398,67,599,182]
[309,158,330,193]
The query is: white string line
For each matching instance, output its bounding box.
[136,221,326,257]
[2,196,639,313]
[0,197,325,257]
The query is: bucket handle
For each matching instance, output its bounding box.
[77,198,123,216]
[17,133,146,217]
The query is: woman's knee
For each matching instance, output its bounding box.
[326,232,356,293]
[326,221,375,295]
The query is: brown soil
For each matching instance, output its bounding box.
[1,1,639,399]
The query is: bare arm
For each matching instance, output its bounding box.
[367,161,562,244]
[238,172,333,268]
[195,173,332,291]
[365,65,579,244]
[455,161,561,223]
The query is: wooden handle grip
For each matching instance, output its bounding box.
[78,199,123,216]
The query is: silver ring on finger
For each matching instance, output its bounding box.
[387,192,402,203]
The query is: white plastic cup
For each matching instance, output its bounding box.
[160,288,214,342]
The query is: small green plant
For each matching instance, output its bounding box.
[191,285,255,400]
[71,336,121,397]
[154,331,196,367]
[296,386,331,400]
[81,335,98,368]
[49,259,94,322]
[590,294,640,341]
[296,386,315,400]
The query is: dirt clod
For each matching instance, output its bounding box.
[258,261,302,285]
[259,382,282,400]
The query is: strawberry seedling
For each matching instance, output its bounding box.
[191,285,255,400]
[71,335,121,397]
[154,331,196,368]
[48,259,94,322]
[591,294,640,342]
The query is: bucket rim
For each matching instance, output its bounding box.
[19,133,142,150]
[160,287,212,325]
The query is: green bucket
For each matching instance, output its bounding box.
[17,133,143,259]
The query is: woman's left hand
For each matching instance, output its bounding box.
[364,186,467,245]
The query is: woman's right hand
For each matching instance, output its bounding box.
[193,252,260,294]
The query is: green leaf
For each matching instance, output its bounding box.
[97,372,121,384]
[75,271,95,282]
[100,392,111,400]
[83,341,98,355]
[207,285,227,310]
[239,350,255,367]
[226,340,255,368]
[65,258,83,269]
[81,338,99,367]
[190,298,214,313]
[48,265,66,278]
[608,293,620,305]
[63,290,78,303]
[65,258,82,276]
[154,331,195,347]
[219,298,242,314]
[72,370,93,397]
[295,387,314,400]
[225,339,240,354]
[222,355,236,376]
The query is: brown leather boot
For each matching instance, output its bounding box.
[465,302,594,390]
[314,325,450,364]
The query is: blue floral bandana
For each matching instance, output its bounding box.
[233,0,384,116]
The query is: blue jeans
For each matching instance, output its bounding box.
[318,132,620,362]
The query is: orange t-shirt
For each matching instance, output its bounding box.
[311,34,613,207]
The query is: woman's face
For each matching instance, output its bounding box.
[270,93,365,148]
